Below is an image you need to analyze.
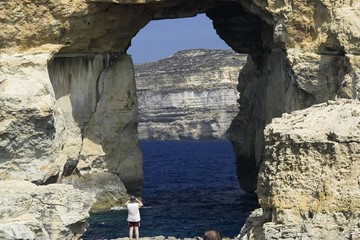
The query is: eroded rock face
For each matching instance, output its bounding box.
[136,49,246,140]
[239,99,360,240]
[48,53,143,205]
[1,0,360,238]
[221,0,360,192]
[61,172,128,211]
[0,52,59,184]
[0,0,213,211]
[0,180,95,240]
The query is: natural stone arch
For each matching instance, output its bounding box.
[42,1,232,210]
[44,0,274,208]
[1,1,360,239]
[208,1,359,194]
[1,0,359,211]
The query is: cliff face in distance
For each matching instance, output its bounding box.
[135,49,247,140]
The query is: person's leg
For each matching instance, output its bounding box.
[129,226,134,240]
[135,226,139,240]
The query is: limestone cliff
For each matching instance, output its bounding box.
[48,54,142,210]
[0,180,95,239]
[135,49,246,140]
[239,99,360,240]
[1,0,360,238]
[212,0,360,193]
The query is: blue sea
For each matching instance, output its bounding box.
[82,140,259,239]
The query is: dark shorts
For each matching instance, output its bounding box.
[128,222,140,227]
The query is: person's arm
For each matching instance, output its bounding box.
[136,198,143,208]
[124,200,130,207]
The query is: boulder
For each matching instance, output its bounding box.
[0,181,95,240]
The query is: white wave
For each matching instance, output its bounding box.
[141,206,153,209]
[111,206,153,211]
[110,206,127,211]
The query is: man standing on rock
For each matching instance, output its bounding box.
[125,196,143,240]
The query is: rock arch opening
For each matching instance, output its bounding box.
[129,14,245,140]
[4,0,319,214]
[1,1,359,239]
[128,14,231,64]
[44,1,273,210]
[126,1,275,194]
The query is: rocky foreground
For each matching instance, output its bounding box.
[0,181,95,239]
[112,237,201,240]
[239,99,360,240]
[111,237,233,240]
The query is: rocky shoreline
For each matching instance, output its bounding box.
[0,181,95,239]
[1,0,360,239]
[110,236,233,240]
[111,237,201,240]
[239,99,360,240]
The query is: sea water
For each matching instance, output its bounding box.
[82,140,259,239]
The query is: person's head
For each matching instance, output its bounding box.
[130,195,136,203]
[203,229,222,240]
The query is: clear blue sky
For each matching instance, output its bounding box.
[128,14,231,64]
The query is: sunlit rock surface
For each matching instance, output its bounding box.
[1,0,360,238]
[48,54,143,208]
[238,99,360,240]
[135,49,246,140]
[0,180,95,240]
[222,0,360,193]
[0,52,60,183]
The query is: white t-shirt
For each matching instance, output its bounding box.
[127,202,141,222]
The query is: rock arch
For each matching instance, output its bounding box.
[1,0,359,210]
